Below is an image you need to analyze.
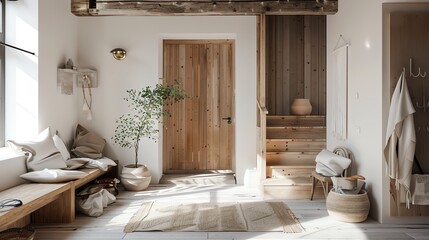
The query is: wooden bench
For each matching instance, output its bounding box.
[0,167,113,231]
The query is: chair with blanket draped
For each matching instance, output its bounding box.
[310,147,353,200]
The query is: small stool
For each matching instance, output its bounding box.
[310,171,332,200]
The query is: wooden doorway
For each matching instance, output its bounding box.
[163,40,235,173]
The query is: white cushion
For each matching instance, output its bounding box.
[20,169,88,183]
[53,133,71,161]
[7,128,67,171]
[0,148,27,191]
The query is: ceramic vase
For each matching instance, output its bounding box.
[290,98,312,116]
[120,164,151,191]
[326,189,370,223]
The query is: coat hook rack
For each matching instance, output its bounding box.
[417,125,429,132]
[410,58,426,78]
[416,95,429,112]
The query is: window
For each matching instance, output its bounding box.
[0,0,5,147]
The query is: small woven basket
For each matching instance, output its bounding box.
[327,189,370,223]
[0,226,35,240]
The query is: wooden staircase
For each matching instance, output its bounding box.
[263,115,327,200]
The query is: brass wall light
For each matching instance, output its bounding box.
[110,48,127,60]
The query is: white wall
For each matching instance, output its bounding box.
[5,0,39,141]
[5,0,80,144]
[328,0,429,223]
[75,16,257,184]
[38,0,80,143]
[327,0,383,222]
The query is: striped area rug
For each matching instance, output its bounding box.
[124,201,304,233]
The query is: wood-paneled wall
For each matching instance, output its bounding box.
[389,13,429,217]
[266,15,326,116]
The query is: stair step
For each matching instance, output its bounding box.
[262,177,325,200]
[267,165,315,179]
[263,176,312,186]
[267,115,326,127]
[263,184,325,200]
[267,152,318,166]
[266,139,326,152]
[267,126,326,139]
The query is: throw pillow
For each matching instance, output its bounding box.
[7,127,67,171]
[71,124,106,159]
[20,169,88,183]
[53,133,71,161]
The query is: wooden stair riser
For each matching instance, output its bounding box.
[267,127,326,139]
[267,166,315,179]
[264,185,325,200]
[266,139,326,152]
[266,152,317,166]
[267,116,326,127]
[263,176,312,186]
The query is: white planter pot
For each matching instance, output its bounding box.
[121,164,151,191]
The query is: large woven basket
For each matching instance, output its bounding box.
[0,226,35,240]
[326,189,370,223]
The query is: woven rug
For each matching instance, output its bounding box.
[124,201,304,233]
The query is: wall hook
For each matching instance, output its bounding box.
[410,58,427,78]
[416,95,428,112]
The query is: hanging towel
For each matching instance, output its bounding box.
[384,71,416,208]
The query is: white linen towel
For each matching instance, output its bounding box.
[384,71,416,208]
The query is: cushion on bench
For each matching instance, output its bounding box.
[0,148,26,192]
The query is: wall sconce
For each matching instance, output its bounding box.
[110,48,127,60]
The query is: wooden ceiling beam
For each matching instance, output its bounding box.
[71,0,338,16]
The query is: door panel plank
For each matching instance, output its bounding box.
[185,45,194,170]
[178,45,186,170]
[192,44,200,170]
[200,44,208,170]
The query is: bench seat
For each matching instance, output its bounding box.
[0,167,111,230]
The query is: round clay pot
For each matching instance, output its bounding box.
[120,164,151,191]
[326,189,370,223]
[290,98,312,116]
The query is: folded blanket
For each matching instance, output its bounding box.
[315,149,351,177]
[65,157,117,171]
[411,174,429,205]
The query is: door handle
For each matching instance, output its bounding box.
[222,117,232,124]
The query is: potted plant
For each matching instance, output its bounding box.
[113,81,186,191]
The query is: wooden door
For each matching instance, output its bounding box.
[163,40,235,172]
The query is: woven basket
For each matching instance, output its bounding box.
[0,226,35,240]
[326,189,370,223]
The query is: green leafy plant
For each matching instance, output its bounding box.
[113,82,186,168]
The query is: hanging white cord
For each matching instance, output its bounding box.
[82,75,93,120]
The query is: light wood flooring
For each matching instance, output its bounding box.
[34,183,429,240]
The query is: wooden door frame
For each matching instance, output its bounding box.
[257,14,268,181]
[161,39,236,173]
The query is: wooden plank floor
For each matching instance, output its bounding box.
[34,183,429,239]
